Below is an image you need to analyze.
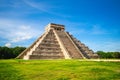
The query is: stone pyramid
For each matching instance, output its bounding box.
[17,23,98,59]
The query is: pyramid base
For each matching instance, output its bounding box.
[24,55,65,60]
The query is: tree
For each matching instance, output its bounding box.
[96,51,106,58]
[96,51,120,59]
[0,46,26,59]
[0,47,13,59]
[112,52,120,59]
[12,46,26,57]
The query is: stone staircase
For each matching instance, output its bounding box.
[67,32,99,59]
[56,30,83,59]
[16,33,46,59]
[17,23,99,59]
[29,29,64,59]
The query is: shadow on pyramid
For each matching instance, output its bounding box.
[17,23,98,60]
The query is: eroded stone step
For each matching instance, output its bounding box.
[29,55,64,59]
[56,31,83,59]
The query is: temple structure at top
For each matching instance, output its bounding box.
[17,23,98,59]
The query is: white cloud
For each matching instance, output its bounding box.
[10,25,39,42]
[5,43,11,47]
[0,19,43,44]
[12,25,41,43]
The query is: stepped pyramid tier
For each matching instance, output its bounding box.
[17,23,99,60]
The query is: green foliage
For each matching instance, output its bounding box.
[12,47,26,57]
[96,51,120,59]
[0,46,120,59]
[0,46,26,59]
[0,60,120,80]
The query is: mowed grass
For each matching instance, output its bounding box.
[0,59,120,80]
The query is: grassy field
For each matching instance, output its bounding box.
[0,59,120,80]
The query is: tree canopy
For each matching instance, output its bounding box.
[0,46,120,59]
[96,51,120,59]
[0,46,26,59]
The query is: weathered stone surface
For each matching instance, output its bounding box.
[17,23,99,59]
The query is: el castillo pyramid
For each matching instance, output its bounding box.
[17,23,98,59]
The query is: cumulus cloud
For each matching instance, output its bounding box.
[10,25,39,43]
[0,19,43,46]
[5,43,11,47]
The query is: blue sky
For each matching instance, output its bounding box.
[0,0,120,52]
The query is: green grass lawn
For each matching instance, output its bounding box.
[0,59,120,80]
